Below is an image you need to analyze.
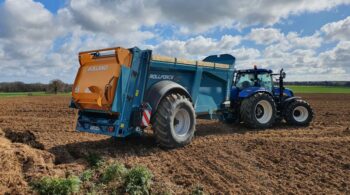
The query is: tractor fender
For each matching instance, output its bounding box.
[238,87,273,99]
[283,96,301,104]
[280,96,302,110]
[284,88,294,97]
[144,80,192,116]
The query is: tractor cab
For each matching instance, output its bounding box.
[235,68,274,92]
[232,66,294,100]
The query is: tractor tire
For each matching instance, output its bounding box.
[284,99,313,126]
[152,93,196,148]
[240,92,276,128]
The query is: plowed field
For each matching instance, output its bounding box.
[0,94,349,194]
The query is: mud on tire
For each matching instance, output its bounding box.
[284,99,313,126]
[152,93,196,148]
[240,92,276,128]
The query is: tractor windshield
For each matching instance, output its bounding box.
[257,73,273,91]
[236,72,273,91]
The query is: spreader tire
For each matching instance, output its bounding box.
[240,92,276,128]
[152,93,196,148]
[284,99,313,126]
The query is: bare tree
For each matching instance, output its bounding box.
[48,79,65,94]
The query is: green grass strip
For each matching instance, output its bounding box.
[0,92,71,98]
[286,85,350,94]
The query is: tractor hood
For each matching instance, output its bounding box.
[72,47,133,111]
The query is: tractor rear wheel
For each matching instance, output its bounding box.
[240,92,276,128]
[152,93,195,148]
[284,99,313,126]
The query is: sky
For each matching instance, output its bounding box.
[0,0,349,83]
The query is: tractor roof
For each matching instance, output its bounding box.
[237,68,272,74]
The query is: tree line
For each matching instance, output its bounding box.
[0,80,72,94]
[285,81,350,87]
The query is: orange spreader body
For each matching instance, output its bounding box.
[72,47,133,111]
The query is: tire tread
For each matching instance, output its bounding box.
[153,93,195,148]
[240,92,276,128]
[284,99,313,126]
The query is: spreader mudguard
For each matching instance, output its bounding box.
[145,80,191,115]
[72,47,133,111]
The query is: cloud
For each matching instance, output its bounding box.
[238,26,348,80]
[321,16,350,41]
[149,30,329,80]
[153,35,241,58]
[68,0,157,41]
[255,40,349,81]
[319,41,350,68]
[247,28,322,48]
[247,28,284,45]
[0,0,77,83]
[156,0,350,32]
[286,32,322,48]
[0,0,55,40]
[0,0,57,59]
[0,0,156,82]
[64,0,350,34]
[232,48,261,61]
[154,40,187,57]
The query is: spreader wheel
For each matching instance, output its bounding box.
[284,99,313,126]
[152,93,196,148]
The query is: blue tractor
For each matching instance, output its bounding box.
[227,67,313,128]
[70,47,313,148]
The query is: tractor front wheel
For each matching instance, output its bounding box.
[240,92,276,128]
[152,93,196,148]
[284,99,313,126]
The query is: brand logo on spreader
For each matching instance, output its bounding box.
[87,65,108,72]
[149,74,174,80]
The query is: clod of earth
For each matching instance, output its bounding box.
[3,129,44,150]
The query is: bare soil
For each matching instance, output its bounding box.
[0,94,349,194]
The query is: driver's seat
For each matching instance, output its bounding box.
[242,81,251,88]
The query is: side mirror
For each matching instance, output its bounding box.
[279,69,286,79]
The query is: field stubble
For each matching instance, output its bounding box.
[0,94,349,194]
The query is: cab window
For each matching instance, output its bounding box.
[257,73,273,91]
[236,73,255,90]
